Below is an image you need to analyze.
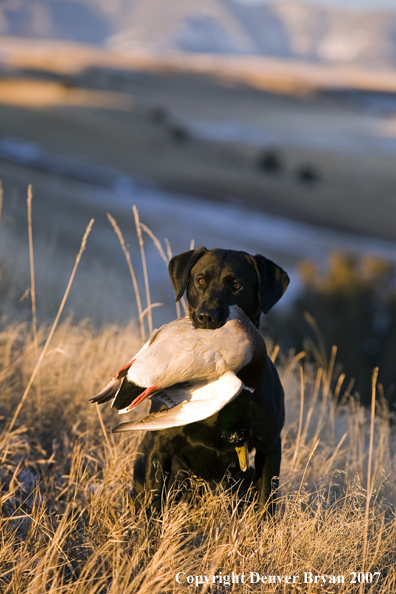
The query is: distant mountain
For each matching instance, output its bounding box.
[0,0,111,43]
[1,0,396,67]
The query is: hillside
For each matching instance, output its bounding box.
[1,0,396,67]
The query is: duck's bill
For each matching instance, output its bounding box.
[112,371,243,432]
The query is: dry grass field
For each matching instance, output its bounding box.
[1,302,396,592]
[1,191,396,593]
[1,41,396,591]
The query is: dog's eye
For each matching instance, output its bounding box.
[232,281,242,291]
[197,278,206,286]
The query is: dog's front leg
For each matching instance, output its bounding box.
[141,435,173,512]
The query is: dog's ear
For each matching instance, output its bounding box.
[249,254,289,315]
[168,247,207,302]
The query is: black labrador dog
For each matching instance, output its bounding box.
[134,247,289,511]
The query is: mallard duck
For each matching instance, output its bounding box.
[91,305,266,471]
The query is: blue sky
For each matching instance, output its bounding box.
[237,0,396,9]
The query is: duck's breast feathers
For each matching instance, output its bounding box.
[215,307,267,390]
[146,317,191,346]
[126,317,226,388]
[122,308,263,392]
[203,308,265,374]
[127,342,224,388]
[213,319,254,371]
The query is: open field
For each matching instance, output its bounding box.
[2,39,396,335]
[1,42,396,591]
[1,77,396,242]
[0,192,396,592]
[1,308,396,592]
[1,39,396,243]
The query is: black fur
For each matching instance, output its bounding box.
[134,248,289,512]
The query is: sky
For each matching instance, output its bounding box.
[238,0,396,9]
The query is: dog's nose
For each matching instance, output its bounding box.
[195,307,224,329]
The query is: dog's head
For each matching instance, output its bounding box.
[169,247,289,329]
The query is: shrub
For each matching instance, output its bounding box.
[282,252,396,407]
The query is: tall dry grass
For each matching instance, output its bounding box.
[0,188,396,592]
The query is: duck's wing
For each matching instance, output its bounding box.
[115,380,197,414]
[112,371,243,432]
[150,381,202,408]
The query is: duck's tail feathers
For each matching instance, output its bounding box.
[112,380,147,412]
[90,378,122,404]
